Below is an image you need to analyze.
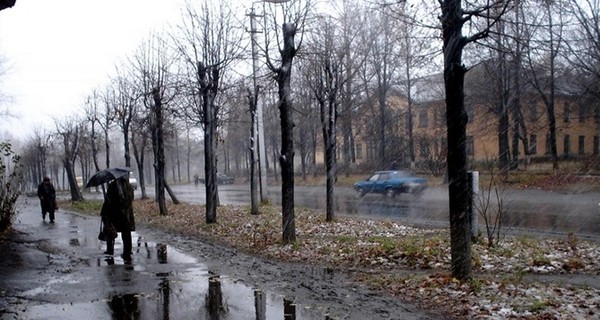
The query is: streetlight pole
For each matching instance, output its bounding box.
[248,5,269,203]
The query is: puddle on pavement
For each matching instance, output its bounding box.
[22,238,326,320]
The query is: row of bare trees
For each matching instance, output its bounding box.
[4,0,599,280]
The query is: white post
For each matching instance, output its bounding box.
[468,171,479,241]
[257,99,268,202]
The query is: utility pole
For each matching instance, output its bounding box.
[248,6,269,203]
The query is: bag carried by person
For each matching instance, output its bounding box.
[98,221,107,241]
[98,219,118,241]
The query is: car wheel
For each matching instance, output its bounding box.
[356,189,366,197]
[385,188,396,198]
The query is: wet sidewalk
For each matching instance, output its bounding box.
[0,198,329,320]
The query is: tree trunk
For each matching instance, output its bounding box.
[124,126,131,168]
[164,181,180,204]
[152,88,168,216]
[497,42,511,177]
[64,160,82,201]
[441,0,472,280]
[104,129,110,168]
[498,108,510,175]
[248,88,259,216]
[277,23,297,244]
[199,62,219,224]
[324,105,336,222]
[378,91,386,167]
[91,123,101,172]
[132,136,148,200]
[61,129,83,202]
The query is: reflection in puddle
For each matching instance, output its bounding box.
[159,277,170,319]
[157,243,167,264]
[284,297,296,320]
[254,289,266,320]
[27,240,324,319]
[108,293,140,319]
[207,275,226,318]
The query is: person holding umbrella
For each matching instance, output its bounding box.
[100,175,135,260]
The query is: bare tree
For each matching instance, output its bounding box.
[131,107,151,200]
[565,0,600,101]
[397,12,436,168]
[522,0,569,170]
[55,116,83,201]
[172,0,245,223]
[100,87,115,169]
[129,33,179,216]
[303,12,365,222]
[263,0,311,243]
[111,69,142,169]
[334,0,370,177]
[83,90,104,173]
[292,75,317,181]
[31,128,52,183]
[438,0,509,279]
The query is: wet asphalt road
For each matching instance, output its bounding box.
[1,198,326,320]
[158,183,600,241]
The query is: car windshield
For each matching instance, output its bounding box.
[368,174,380,182]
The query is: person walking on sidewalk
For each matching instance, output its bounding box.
[37,176,56,223]
[101,176,135,260]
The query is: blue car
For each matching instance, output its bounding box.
[353,170,427,198]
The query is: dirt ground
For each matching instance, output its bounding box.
[0,200,440,320]
[132,225,442,320]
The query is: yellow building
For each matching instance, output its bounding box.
[353,69,600,170]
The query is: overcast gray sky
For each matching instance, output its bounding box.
[0,0,185,140]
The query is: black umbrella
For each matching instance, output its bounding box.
[85,167,131,188]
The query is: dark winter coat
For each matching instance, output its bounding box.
[101,178,135,232]
[37,181,56,212]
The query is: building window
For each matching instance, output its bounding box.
[356,143,363,160]
[419,140,430,158]
[529,134,537,155]
[564,134,570,156]
[579,104,588,122]
[419,110,428,127]
[578,136,585,155]
[366,140,376,160]
[563,103,570,122]
[594,136,599,155]
[466,136,474,156]
[529,101,538,122]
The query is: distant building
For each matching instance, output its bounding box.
[353,62,600,172]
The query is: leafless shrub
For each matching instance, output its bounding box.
[475,160,511,247]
